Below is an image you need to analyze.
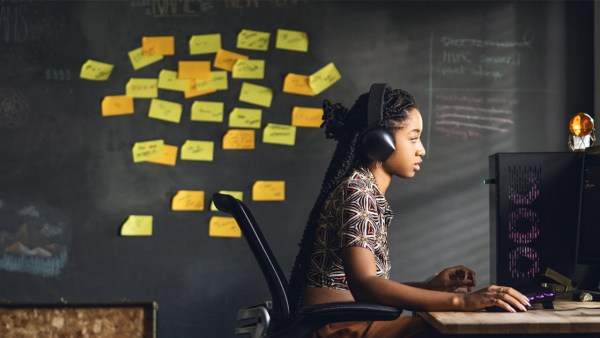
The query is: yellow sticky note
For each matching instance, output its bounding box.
[191,101,224,122]
[178,61,211,79]
[142,36,175,56]
[126,78,158,98]
[263,123,296,146]
[148,99,182,123]
[147,144,178,166]
[181,140,214,161]
[121,215,153,236]
[283,73,315,96]
[223,129,255,150]
[276,29,308,52]
[309,62,342,95]
[213,48,248,71]
[128,47,163,70]
[209,216,241,238]
[189,33,222,55]
[208,71,228,90]
[210,191,243,211]
[239,82,273,108]
[132,139,164,163]
[172,190,205,211]
[102,95,134,117]
[158,69,187,92]
[292,107,323,128]
[232,59,265,79]
[229,108,262,129]
[80,59,113,81]
[237,29,270,51]
[252,181,285,201]
[184,79,217,99]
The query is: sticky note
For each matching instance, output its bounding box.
[210,191,243,211]
[126,78,158,98]
[178,61,211,79]
[128,47,163,70]
[181,140,214,161]
[158,69,187,92]
[276,29,308,52]
[309,62,342,95]
[209,216,241,238]
[172,190,205,211]
[102,95,134,117]
[252,181,285,201]
[142,36,175,56]
[237,29,270,51]
[189,34,221,54]
[239,82,273,108]
[132,139,164,163]
[263,123,296,146]
[191,101,224,122]
[80,60,114,81]
[147,144,178,166]
[292,107,323,128]
[184,79,217,99]
[283,73,315,96]
[213,48,248,71]
[223,129,255,150]
[195,71,229,91]
[229,108,262,129]
[148,99,182,123]
[232,59,265,79]
[121,215,153,236]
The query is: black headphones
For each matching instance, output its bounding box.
[360,83,396,162]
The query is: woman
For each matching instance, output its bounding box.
[287,85,531,338]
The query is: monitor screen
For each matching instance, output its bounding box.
[577,151,600,265]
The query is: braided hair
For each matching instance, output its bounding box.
[287,87,418,314]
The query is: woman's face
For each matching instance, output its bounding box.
[382,108,426,178]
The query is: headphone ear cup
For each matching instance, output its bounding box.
[361,127,396,162]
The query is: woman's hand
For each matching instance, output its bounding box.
[462,285,531,312]
[427,265,476,292]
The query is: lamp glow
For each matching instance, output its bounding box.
[568,113,595,151]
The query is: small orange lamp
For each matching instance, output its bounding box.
[568,112,595,151]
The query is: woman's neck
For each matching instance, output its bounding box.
[366,163,392,195]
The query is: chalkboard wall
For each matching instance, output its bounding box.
[0,1,594,337]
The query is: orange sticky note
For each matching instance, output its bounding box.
[223,129,255,150]
[252,181,285,201]
[102,95,134,117]
[213,48,248,71]
[184,79,217,99]
[291,107,323,128]
[147,144,178,166]
[142,36,175,56]
[178,61,211,79]
[172,190,205,211]
[283,73,315,96]
[209,216,241,238]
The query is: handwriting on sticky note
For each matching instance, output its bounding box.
[292,107,323,128]
[189,34,221,54]
[181,140,214,161]
[148,99,182,123]
[147,144,178,166]
[237,29,270,51]
[132,139,164,163]
[229,108,262,129]
[276,29,308,52]
[191,101,224,122]
[184,79,217,99]
[208,71,228,90]
[213,48,248,71]
[239,82,273,108]
[102,96,134,117]
[209,216,241,238]
[128,47,163,70]
[309,62,342,95]
[223,129,255,150]
[232,59,265,79]
[210,191,243,211]
[121,215,153,236]
[263,123,296,146]
[172,190,205,211]
[252,181,285,201]
[142,36,175,56]
[80,60,114,81]
[158,69,187,92]
[178,61,211,79]
[126,78,158,98]
[283,73,315,96]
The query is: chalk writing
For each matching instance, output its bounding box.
[0,88,29,128]
[45,69,73,81]
[0,1,28,43]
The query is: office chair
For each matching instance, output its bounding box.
[212,193,402,338]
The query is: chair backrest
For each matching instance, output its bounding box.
[212,193,292,325]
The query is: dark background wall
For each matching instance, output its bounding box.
[0,1,594,337]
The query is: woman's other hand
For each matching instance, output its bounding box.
[428,265,475,292]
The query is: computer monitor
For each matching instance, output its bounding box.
[576,151,600,265]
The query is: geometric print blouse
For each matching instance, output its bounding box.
[306,167,394,290]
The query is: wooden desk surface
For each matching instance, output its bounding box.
[418,301,600,335]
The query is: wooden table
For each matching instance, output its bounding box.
[418,301,600,337]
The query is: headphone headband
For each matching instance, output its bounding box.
[367,83,390,129]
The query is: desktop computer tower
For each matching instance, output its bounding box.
[488,152,583,286]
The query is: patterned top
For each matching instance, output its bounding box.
[307,167,393,290]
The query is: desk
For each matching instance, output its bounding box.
[418,301,600,337]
